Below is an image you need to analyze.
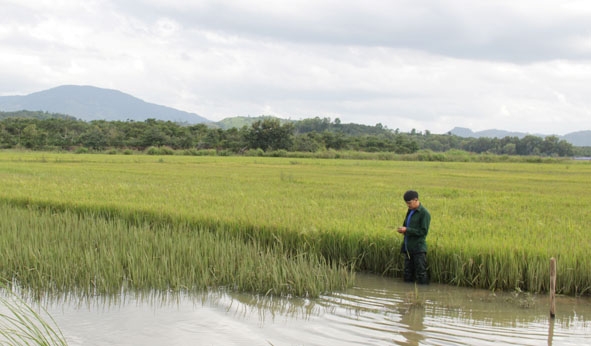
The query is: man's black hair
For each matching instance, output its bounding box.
[403,190,419,202]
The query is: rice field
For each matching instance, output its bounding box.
[0,151,589,296]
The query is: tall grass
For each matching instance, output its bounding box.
[0,152,589,295]
[0,204,354,298]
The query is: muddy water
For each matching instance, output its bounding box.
[43,274,590,345]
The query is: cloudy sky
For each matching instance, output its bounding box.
[2,0,591,134]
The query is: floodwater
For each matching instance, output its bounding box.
[34,274,591,345]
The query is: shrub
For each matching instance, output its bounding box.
[145,146,160,155]
[244,148,265,157]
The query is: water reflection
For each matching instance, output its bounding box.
[548,318,555,346]
[398,304,425,345]
[30,274,591,345]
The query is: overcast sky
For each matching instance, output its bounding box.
[2,0,591,134]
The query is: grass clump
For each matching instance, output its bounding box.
[0,284,67,346]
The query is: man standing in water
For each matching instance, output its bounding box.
[397,190,431,284]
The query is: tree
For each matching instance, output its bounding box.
[539,135,573,156]
[220,127,248,152]
[517,135,543,155]
[0,114,578,157]
[21,124,46,149]
[141,125,170,148]
[556,140,574,157]
[394,135,419,154]
[245,119,294,151]
[78,125,107,150]
[294,117,331,134]
[424,137,444,152]
[322,131,347,150]
[464,137,494,153]
[292,133,322,152]
[501,143,517,155]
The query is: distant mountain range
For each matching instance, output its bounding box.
[448,127,591,147]
[0,85,208,124]
[1,85,589,146]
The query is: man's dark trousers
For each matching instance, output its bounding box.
[403,252,429,284]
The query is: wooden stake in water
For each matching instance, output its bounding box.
[549,257,556,318]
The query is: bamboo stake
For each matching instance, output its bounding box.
[549,257,556,318]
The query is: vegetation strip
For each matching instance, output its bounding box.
[2,113,587,157]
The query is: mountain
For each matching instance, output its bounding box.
[0,85,209,124]
[563,131,591,147]
[448,127,591,147]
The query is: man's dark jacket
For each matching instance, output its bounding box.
[400,203,431,254]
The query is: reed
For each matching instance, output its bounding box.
[0,151,589,296]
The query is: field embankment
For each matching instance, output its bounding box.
[0,151,589,296]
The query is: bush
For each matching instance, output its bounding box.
[416,150,446,161]
[160,146,175,155]
[145,146,160,155]
[215,150,231,156]
[268,149,288,157]
[197,149,217,156]
[145,146,174,155]
[244,148,265,157]
[314,149,339,159]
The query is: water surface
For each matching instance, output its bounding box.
[43,274,591,345]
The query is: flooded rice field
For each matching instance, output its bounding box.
[32,274,591,345]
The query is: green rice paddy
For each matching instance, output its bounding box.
[0,151,589,297]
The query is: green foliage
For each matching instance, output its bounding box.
[245,119,294,151]
[145,146,174,155]
[573,146,591,157]
[244,148,265,157]
[0,113,578,156]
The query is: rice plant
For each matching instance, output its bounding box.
[0,204,354,298]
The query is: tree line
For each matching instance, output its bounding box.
[0,111,577,157]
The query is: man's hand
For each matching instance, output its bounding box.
[397,226,407,234]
